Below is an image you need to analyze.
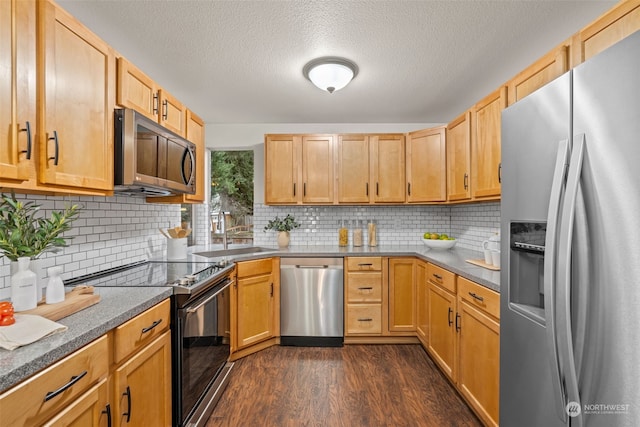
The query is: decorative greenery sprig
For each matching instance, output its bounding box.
[0,192,81,261]
[263,214,300,232]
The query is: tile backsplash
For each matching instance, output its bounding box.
[253,202,501,250]
[0,194,180,300]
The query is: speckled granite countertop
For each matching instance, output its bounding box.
[0,286,172,394]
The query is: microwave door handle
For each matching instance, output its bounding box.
[181,147,195,185]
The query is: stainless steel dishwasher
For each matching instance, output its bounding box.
[280,257,344,346]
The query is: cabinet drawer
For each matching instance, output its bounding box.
[346,304,382,335]
[346,272,382,303]
[0,335,108,427]
[114,298,170,364]
[427,263,456,293]
[346,257,382,271]
[458,277,500,320]
[236,258,272,278]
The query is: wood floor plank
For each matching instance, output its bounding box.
[207,345,482,427]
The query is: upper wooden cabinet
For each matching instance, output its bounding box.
[575,0,640,65]
[447,111,472,202]
[37,0,115,193]
[406,127,446,203]
[337,134,370,203]
[370,134,406,203]
[264,134,333,204]
[0,0,34,184]
[117,57,186,137]
[507,42,570,106]
[472,87,506,199]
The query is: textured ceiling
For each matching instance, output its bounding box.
[58,0,615,125]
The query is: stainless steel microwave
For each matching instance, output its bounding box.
[114,108,196,196]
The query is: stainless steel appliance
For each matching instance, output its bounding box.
[500,31,640,427]
[114,108,196,197]
[67,260,235,427]
[280,257,344,346]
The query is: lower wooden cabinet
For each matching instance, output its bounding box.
[44,379,110,427]
[388,258,416,333]
[344,257,384,337]
[427,277,457,381]
[415,260,428,346]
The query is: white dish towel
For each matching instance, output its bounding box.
[0,314,67,351]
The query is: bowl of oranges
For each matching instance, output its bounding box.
[422,232,456,250]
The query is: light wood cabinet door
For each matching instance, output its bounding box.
[370,134,406,203]
[113,331,172,427]
[406,126,447,203]
[388,258,416,333]
[458,299,500,427]
[184,110,205,202]
[337,134,370,203]
[428,282,457,382]
[416,260,428,346]
[38,0,114,192]
[472,87,506,199]
[301,134,334,203]
[158,88,186,137]
[264,134,300,204]
[43,379,110,427]
[576,0,640,65]
[0,0,34,183]
[447,111,471,201]
[507,43,569,106]
[116,57,159,121]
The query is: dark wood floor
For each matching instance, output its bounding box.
[206,344,482,427]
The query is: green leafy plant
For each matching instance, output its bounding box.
[263,214,300,232]
[0,192,81,261]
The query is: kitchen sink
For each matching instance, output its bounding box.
[194,247,276,258]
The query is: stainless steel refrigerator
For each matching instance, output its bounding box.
[500,31,640,427]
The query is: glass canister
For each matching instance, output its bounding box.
[352,219,363,247]
[338,219,349,247]
[367,220,377,247]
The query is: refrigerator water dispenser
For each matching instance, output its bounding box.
[509,222,546,323]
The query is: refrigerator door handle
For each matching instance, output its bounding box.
[543,137,570,422]
[557,133,586,426]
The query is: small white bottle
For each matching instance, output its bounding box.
[46,266,65,304]
[11,257,38,311]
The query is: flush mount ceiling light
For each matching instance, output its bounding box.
[302,57,359,94]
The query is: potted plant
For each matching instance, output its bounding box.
[0,192,81,298]
[263,214,300,248]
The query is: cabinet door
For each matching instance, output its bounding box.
[370,134,406,203]
[43,379,110,427]
[236,272,275,349]
[472,87,506,199]
[301,134,334,203]
[406,127,446,203]
[264,134,300,204]
[158,89,186,137]
[116,57,158,121]
[576,1,640,64]
[337,134,370,203]
[428,282,457,381]
[184,110,205,202]
[113,331,172,427]
[446,111,471,201]
[458,300,500,427]
[0,0,34,183]
[388,258,416,332]
[38,0,114,192]
[416,261,428,346]
[507,44,569,105]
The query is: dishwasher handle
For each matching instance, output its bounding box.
[295,265,328,269]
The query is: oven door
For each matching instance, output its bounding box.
[175,278,233,426]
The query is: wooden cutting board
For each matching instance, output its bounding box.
[465,259,500,271]
[19,285,100,321]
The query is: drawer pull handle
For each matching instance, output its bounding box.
[44,370,87,402]
[358,287,373,290]
[456,313,461,331]
[141,319,162,334]
[122,385,132,422]
[433,273,443,281]
[357,263,373,267]
[102,403,112,427]
[447,307,453,326]
[358,318,373,322]
[469,292,484,302]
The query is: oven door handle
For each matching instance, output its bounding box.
[185,279,233,313]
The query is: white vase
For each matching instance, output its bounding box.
[46,266,65,304]
[277,231,290,248]
[10,258,47,302]
[11,257,38,311]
